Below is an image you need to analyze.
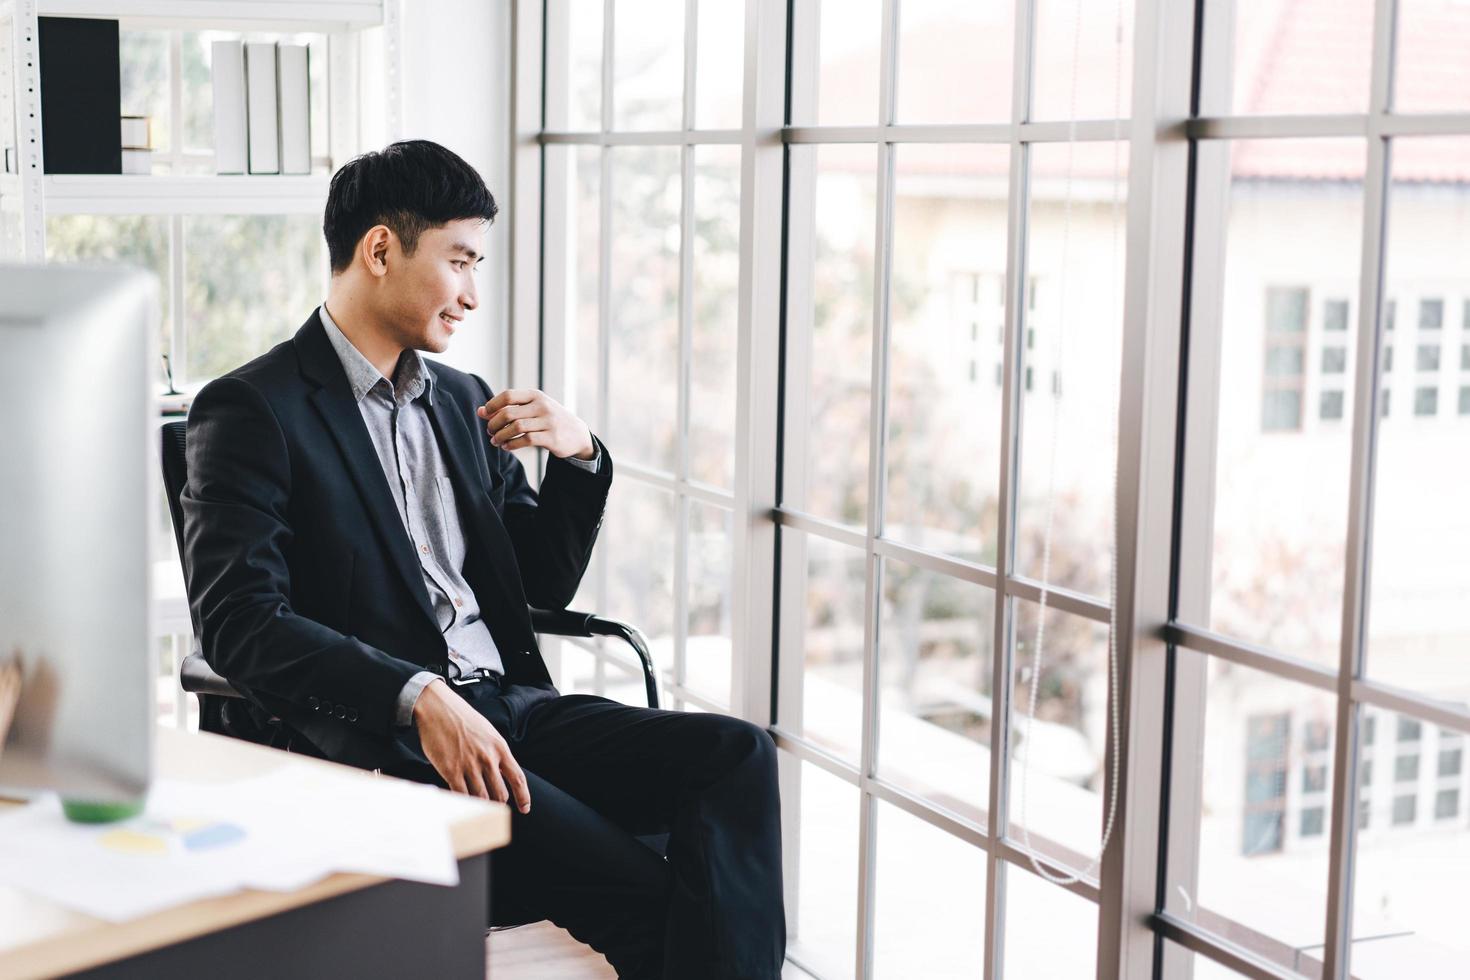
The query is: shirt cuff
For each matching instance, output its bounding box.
[394,671,444,729]
[563,442,602,474]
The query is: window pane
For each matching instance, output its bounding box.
[612,0,684,130]
[786,755,859,980]
[877,559,993,824]
[1415,343,1441,373]
[1007,598,1109,871]
[686,501,732,707]
[547,0,604,131]
[1192,138,1364,668]
[1321,345,1348,374]
[884,144,1008,560]
[1166,652,1334,979]
[180,32,213,158]
[45,215,171,377]
[694,0,744,129]
[1163,942,1254,979]
[690,145,740,489]
[1394,0,1470,113]
[794,0,882,126]
[601,479,676,683]
[782,531,867,763]
[1003,863,1098,977]
[1319,389,1345,421]
[1352,708,1470,978]
[1366,137,1470,701]
[1264,344,1305,376]
[1031,0,1135,121]
[1266,286,1308,332]
[1203,0,1373,115]
[1261,389,1302,431]
[1013,142,1129,598]
[553,640,600,696]
[546,145,602,431]
[603,656,664,708]
[183,214,323,381]
[608,146,680,473]
[894,0,1012,124]
[873,800,986,976]
[783,145,877,532]
[120,30,170,162]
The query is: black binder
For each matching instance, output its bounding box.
[39,16,121,175]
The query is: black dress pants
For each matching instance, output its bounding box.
[386,676,786,980]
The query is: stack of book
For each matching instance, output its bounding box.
[212,41,311,175]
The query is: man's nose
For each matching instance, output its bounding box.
[461,279,478,312]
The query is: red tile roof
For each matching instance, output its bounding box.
[823,0,1470,184]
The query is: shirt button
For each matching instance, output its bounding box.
[420,544,430,555]
[453,597,463,608]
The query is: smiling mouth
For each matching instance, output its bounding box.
[439,313,461,328]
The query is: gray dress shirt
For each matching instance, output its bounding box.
[318,304,599,727]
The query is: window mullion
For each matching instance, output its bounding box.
[1321,0,1399,975]
[985,0,1038,975]
[169,213,185,386]
[854,0,901,976]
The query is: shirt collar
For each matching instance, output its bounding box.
[318,303,434,406]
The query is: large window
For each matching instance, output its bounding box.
[534,1,1470,977]
[541,0,746,713]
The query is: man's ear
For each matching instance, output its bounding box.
[360,225,393,278]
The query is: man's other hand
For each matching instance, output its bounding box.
[413,679,531,812]
[476,388,595,460]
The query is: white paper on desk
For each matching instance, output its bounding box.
[0,768,463,923]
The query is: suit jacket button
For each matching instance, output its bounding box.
[308,696,319,710]
[334,705,346,719]
[348,708,359,722]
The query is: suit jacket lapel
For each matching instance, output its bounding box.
[294,314,436,626]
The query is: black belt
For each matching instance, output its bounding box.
[448,667,501,687]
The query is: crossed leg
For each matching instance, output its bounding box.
[391,683,785,979]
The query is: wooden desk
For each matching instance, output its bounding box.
[0,727,509,979]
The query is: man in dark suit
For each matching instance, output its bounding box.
[181,140,784,979]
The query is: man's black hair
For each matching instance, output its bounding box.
[323,139,498,274]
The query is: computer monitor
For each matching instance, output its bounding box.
[0,263,158,819]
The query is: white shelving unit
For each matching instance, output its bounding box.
[0,0,403,256]
[43,172,331,213]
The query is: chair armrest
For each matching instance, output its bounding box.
[180,650,244,699]
[529,608,661,709]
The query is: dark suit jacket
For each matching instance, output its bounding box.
[180,310,612,769]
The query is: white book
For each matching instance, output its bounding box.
[121,148,151,175]
[211,41,247,175]
[276,44,311,175]
[120,116,151,150]
[245,42,279,175]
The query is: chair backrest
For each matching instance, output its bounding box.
[160,420,190,580]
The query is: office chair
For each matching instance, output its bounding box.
[158,420,662,744]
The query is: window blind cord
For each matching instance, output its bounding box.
[1016,0,1127,888]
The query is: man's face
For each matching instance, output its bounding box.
[377,217,486,354]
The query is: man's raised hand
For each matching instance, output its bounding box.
[476,388,595,461]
